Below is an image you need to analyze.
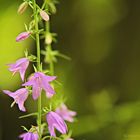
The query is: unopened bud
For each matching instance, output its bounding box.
[45,33,52,45]
[40,10,50,21]
[17,2,28,15]
[16,31,31,42]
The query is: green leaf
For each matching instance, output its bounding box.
[57,53,71,61]
[49,2,57,14]
[21,126,29,132]
[24,49,28,57]
[24,23,29,31]
[19,112,38,119]
[28,54,37,61]
[33,65,38,72]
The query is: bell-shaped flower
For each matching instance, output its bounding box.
[19,132,38,140]
[22,72,56,100]
[16,31,30,42]
[3,88,28,112]
[7,58,29,81]
[55,103,76,122]
[46,111,68,137]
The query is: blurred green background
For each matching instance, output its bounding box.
[1,0,140,139]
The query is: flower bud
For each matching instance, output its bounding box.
[40,10,50,21]
[17,2,28,15]
[16,32,30,42]
[45,33,52,45]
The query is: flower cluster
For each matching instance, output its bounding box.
[3,0,76,140]
[3,60,56,110]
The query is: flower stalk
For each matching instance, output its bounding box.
[45,17,54,75]
[33,0,42,139]
[3,0,77,139]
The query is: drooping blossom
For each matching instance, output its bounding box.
[16,31,30,42]
[40,10,50,21]
[46,111,68,137]
[22,72,56,100]
[3,88,28,112]
[55,103,77,122]
[19,132,38,140]
[7,58,29,81]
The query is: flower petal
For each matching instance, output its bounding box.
[3,88,28,112]
[19,132,38,140]
[20,68,26,81]
[55,103,76,122]
[43,82,55,95]
[47,111,67,136]
[32,85,41,100]
[3,90,16,99]
[48,126,56,137]
[16,89,28,111]
[7,58,29,81]
[44,75,56,82]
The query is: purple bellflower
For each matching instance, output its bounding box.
[3,88,28,112]
[55,103,77,122]
[16,31,30,42]
[22,72,56,100]
[7,58,29,81]
[46,111,68,137]
[19,132,38,140]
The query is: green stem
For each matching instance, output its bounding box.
[33,0,42,139]
[48,44,54,75]
[46,20,50,32]
[46,18,54,75]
